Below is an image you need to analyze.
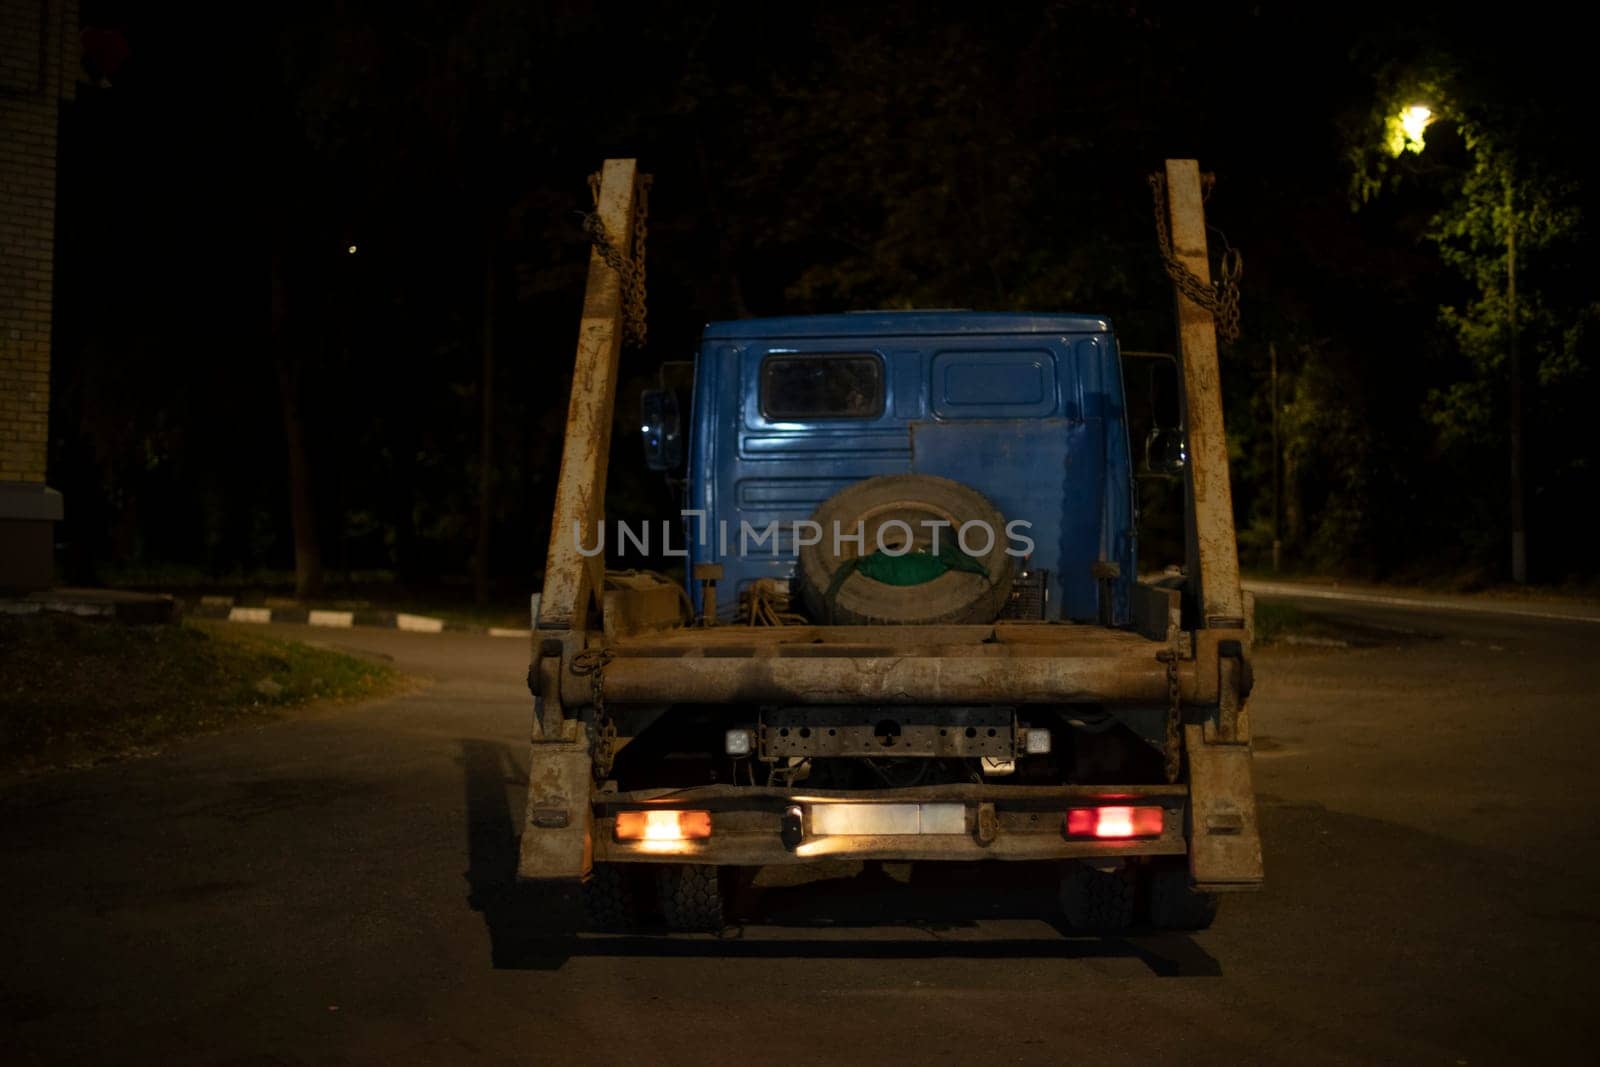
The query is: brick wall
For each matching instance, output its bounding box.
[1,0,76,486]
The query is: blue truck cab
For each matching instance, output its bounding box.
[680,311,1137,624]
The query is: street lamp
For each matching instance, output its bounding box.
[1388,104,1434,156]
[1397,105,1432,152]
[1394,103,1526,583]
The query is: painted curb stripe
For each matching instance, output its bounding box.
[308,610,355,628]
[200,602,520,635]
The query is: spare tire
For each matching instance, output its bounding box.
[798,474,1015,625]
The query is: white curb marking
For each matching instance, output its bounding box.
[395,613,445,633]
[1243,581,1600,625]
[308,610,354,628]
[228,607,272,624]
[488,627,532,638]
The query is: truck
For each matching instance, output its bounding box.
[519,158,1262,934]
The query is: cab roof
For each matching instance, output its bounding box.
[702,310,1112,339]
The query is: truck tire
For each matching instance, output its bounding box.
[582,863,641,932]
[658,864,725,932]
[798,474,1015,625]
[1146,861,1219,931]
[1059,863,1135,933]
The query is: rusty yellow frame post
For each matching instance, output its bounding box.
[1163,159,1262,890]
[1163,159,1244,625]
[537,158,640,632]
[520,160,639,888]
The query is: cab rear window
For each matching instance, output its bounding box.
[759,354,884,420]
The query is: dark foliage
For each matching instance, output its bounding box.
[52,0,1597,593]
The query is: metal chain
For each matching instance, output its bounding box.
[1149,172,1242,344]
[571,648,616,780]
[1158,650,1182,783]
[583,172,653,348]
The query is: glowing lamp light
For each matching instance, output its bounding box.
[1400,106,1432,143]
[346,244,359,255]
[1390,105,1434,156]
[1065,805,1163,839]
[613,809,712,842]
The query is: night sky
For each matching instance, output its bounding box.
[50,0,1598,595]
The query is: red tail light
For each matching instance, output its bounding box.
[614,810,712,841]
[1065,805,1163,839]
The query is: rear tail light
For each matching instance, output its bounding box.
[1065,805,1163,839]
[613,810,712,842]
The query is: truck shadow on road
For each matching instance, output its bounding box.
[547,926,1223,977]
[460,739,1221,976]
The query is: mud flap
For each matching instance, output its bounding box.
[1184,724,1264,891]
[517,740,593,883]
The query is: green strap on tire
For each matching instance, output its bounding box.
[821,545,991,623]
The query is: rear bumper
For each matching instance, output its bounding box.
[591,783,1190,865]
[576,655,1188,706]
[563,622,1204,707]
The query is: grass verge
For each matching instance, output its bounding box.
[0,615,401,775]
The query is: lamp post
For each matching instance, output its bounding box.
[1270,341,1281,574]
[1505,179,1524,583]
[1396,104,1525,584]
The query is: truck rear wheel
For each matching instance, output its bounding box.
[798,474,1015,625]
[582,864,642,932]
[1146,861,1219,930]
[658,864,725,932]
[1059,863,1135,933]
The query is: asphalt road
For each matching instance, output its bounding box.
[4,590,1599,1064]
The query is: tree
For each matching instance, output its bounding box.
[1350,63,1589,583]
[270,250,324,599]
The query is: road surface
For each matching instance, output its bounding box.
[4,588,1598,1063]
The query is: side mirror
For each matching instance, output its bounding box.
[1126,352,1186,476]
[1144,426,1189,475]
[640,388,683,471]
